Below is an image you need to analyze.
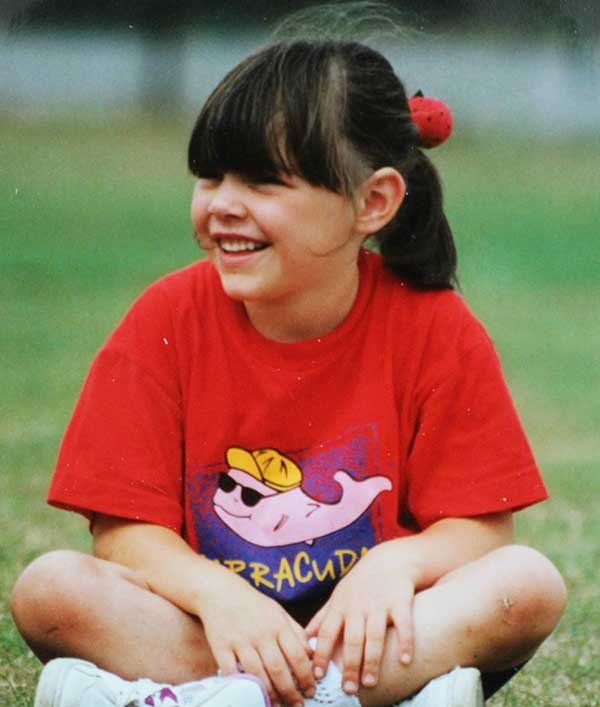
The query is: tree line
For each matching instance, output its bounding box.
[4,0,598,39]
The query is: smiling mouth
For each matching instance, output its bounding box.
[219,238,269,254]
[214,504,251,519]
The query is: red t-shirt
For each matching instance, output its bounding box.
[49,250,547,605]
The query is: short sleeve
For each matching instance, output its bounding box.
[404,300,547,529]
[48,282,185,532]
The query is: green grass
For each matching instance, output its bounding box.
[2,117,599,705]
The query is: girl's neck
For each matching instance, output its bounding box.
[243,263,360,344]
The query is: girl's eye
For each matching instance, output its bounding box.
[251,173,289,187]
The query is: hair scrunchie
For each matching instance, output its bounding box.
[408,91,453,148]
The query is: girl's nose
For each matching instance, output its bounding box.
[207,176,248,219]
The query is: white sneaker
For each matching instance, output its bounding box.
[393,667,484,707]
[34,658,270,707]
[303,656,360,707]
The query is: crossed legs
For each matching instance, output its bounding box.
[10,545,566,705]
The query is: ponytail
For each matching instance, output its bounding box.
[375,149,457,290]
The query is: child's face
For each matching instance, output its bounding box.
[190,172,364,309]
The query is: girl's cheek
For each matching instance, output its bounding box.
[192,180,215,213]
[190,199,214,251]
[190,196,208,230]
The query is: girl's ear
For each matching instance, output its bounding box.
[354,167,406,237]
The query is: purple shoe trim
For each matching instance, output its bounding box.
[144,687,178,705]
[159,687,178,702]
[226,673,271,707]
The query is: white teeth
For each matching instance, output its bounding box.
[220,239,265,253]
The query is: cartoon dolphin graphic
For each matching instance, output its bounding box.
[213,447,392,547]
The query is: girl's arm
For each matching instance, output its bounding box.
[92,515,315,705]
[307,512,514,694]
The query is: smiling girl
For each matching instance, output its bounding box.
[11,26,565,707]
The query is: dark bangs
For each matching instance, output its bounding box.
[188,42,359,193]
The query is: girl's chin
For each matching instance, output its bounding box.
[217,272,272,303]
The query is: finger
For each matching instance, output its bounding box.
[312,610,343,680]
[305,603,328,638]
[259,641,304,707]
[210,642,238,677]
[289,617,312,654]
[235,645,276,703]
[391,596,415,666]
[341,615,365,695]
[279,629,316,697]
[361,610,387,688]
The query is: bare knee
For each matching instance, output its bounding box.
[489,544,567,648]
[10,549,140,660]
[11,551,90,653]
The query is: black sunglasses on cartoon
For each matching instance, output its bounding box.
[217,472,271,507]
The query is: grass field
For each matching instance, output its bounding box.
[2,116,599,706]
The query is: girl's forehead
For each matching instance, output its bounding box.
[189,40,396,194]
[190,101,290,180]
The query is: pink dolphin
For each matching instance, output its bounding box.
[213,467,392,547]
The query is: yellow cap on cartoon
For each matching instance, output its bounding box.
[226,447,302,491]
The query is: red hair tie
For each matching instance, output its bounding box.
[408,91,453,148]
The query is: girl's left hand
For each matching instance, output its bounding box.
[305,543,417,695]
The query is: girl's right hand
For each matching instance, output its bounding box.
[196,573,316,706]
[92,518,314,704]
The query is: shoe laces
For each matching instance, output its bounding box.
[303,665,361,707]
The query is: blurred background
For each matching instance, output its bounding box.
[2,0,600,134]
[2,1,599,705]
